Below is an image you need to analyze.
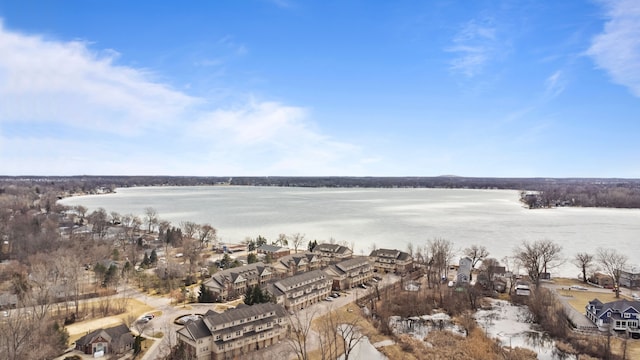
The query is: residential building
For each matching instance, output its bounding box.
[369,248,413,274]
[177,303,288,360]
[268,269,332,310]
[324,257,373,290]
[273,252,324,276]
[620,266,640,289]
[75,324,134,356]
[312,243,353,262]
[202,262,274,301]
[456,257,473,284]
[586,299,640,337]
[256,244,291,260]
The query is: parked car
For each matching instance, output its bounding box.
[632,293,640,300]
[570,285,588,291]
[324,297,333,301]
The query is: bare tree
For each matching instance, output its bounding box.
[337,319,366,360]
[197,224,217,249]
[513,239,563,286]
[427,238,455,284]
[573,252,595,284]
[289,233,306,253]
[88,207,108,239]
[180,221,199,241]
[144,207,159,234]
[317,307,340,360]
[286,309,317,360]
[463,244,489,281]
[597,247,627,298]
[274,233,289,247]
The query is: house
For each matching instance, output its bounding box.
[202,262,274,301]
[256,244,291,260]
[620,266,640,289]
[323,257,373,290]
[75,324,134,356]
[586,299,640,337]
[274,252,324,276]
[177,303,288,360]
[312,243,353,262]
[456,257,473,284]
[368,248,413,274]
[267,269,332,311]
[590,272,614,288]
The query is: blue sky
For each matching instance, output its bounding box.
[0,0,639,177]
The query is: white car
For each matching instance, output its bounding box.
[632,293,640,300]
[570,285,588,291]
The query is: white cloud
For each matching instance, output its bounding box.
[0,20,367,176]
[587,0,640,97]
[188,100,365,175]
[544,70,565,98]
[0,20,199,135]
[446,19,498,77]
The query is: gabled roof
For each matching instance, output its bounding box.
[274,269,327,290]
[369,248,400,258]
[178,318,212,341]
[369,248,412,261]
[76,324,131,347]
[204,262,272,289]
[314,243,350,254]
[335,257,370,272]
[258,244,288,253]
[279,253,314,268]
[599,300,640,318]
[202,303,287,328]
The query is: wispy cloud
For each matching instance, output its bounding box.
[544,70,565,98]
[446,19,499,77]
[0,20,198,136]
[0,20,365,175]
[587,0,640,97]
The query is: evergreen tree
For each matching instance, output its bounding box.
[134,335,143,354]
[198,283,215,303]
[256,235,267,247]
[150,249,158,264]
[247,253,258,264]
[142,252,151,267]
[244,285,254,305]
[308,239,318,252]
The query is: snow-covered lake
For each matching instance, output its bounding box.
[60,186,640,277]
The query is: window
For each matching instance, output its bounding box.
[236,331,241,336]
[625,313,631,318]
[215,335,221,341]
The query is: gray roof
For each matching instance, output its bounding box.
[336,257,370,272]
[274,269,327,289]
[178,318,213,341]
[76,324,132,347]
[206,303,286,325]
[204,262,271,289]
[279,252,317,267]
[598,299,640,319]
[258,244,288,253]
[370,248,412,261]
[314,243,349,254]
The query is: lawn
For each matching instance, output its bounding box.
[65,298,155,344]
[556,288,619,312]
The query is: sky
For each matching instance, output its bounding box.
[0,0,639,177]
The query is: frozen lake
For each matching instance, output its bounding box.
[59,186,640,277]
